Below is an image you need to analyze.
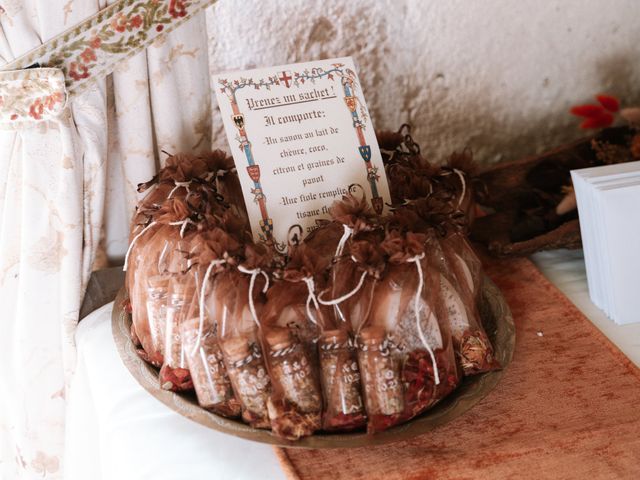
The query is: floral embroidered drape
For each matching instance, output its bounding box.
[0,1,214,478]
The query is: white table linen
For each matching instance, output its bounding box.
[66,303,285,480]
[530,249,640,367]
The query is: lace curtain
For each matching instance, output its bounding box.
[0,1,213,478]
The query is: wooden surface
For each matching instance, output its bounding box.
[277,256,640,479]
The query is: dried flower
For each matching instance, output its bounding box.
[580,113,615,129]
[569,94,621,129]
[570,104,607,117]
[595,94,620,112]
[457,329,500,375]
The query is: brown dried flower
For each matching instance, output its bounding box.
[457,330,501,375]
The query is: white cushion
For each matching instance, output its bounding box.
[66,303,285,480]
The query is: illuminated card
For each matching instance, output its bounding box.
[213,57,391,251]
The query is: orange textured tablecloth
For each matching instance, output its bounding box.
[275,256,640,480]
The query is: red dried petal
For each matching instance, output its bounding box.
[570,104,605,117]
[596,94,620,113]
[580,112,614,129]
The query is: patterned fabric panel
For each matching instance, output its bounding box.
[0,68,67,124]
[0,0,217,125]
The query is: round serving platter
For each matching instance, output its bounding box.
[112,276,515,448]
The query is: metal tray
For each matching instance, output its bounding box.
[112,276,515,448]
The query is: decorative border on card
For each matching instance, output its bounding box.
[217,61,383,248]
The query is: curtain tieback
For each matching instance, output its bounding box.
[0,0,218,126]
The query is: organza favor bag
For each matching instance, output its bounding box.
[180,313,241,416]
[409,197,500,376]
[125,182,225,366]
[317,238,387,432]
[217,248,272,429]
[262,323,323,439]
[178,230,244,417]
[259,245,327,439]
[128,218,192,367]
[313,243,373,432]
[316,328,366,431]
[131,153,209,235]
[431,231,500,375]
[355,232,459,432]
[158,270,197,392]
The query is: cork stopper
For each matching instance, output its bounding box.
[171,280,195,297]
[165,252,188,274]
[359,326,386,345]
[180,316,200,330]
[221,337,251,362]
[265,327,294,351]
[147,275,169,289]
[320,329,349,346]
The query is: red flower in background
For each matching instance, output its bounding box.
[570,94,620,129]
[595,94,619,112]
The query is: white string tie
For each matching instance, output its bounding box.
[408,252,440,385]
[237,265,270,327]
[453,168,466,209]
[318,270,368,306]
[168,180,192,199]
[190,259,227,356]
[169,218,194,238]
[331,225,354,321]
[123,221,157,271]
[335,224,353,258]
[302,277,320,325]
[157,240,169,273]
[443,169,466,209]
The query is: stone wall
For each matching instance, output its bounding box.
[207,0,640,164]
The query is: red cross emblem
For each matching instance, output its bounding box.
[279,71,292,88]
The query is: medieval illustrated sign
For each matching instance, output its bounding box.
[213,57,392,251]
